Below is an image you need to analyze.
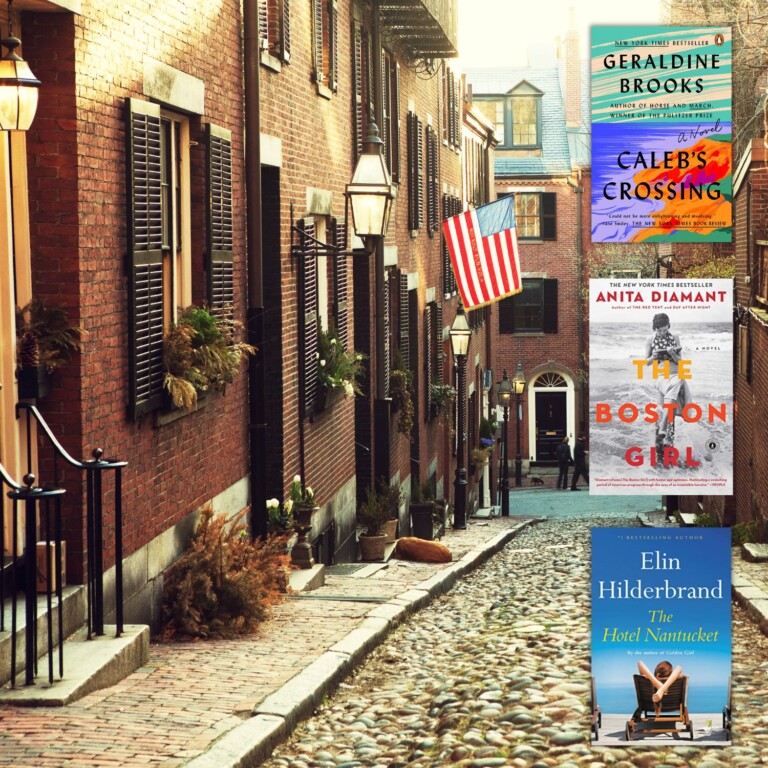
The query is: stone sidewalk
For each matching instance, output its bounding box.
[0,516,538,768]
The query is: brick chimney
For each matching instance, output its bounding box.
[564,6,581,128]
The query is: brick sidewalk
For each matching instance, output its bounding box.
[0,518,533,768]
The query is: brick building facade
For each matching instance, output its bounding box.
[1,0,495,628]
[465,30,591,476]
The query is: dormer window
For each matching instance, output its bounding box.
[475,80,542,149]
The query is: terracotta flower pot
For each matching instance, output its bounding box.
[359,534,386,561]
[382,519,398,544]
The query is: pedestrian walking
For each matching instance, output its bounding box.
[570,434,589,490]
[555,436,571,489]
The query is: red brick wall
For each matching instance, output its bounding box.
[23,1,248,579]
[494,178,584,460]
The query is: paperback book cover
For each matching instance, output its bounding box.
[591,527,731,746]
[589,278,733,495]
[591,25,732,243]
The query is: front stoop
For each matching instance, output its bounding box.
[288,564,325,593]
[0,624,149,706]
[1,585,87,688]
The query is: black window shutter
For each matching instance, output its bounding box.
[280,0,291,63]
[312,0,323,84]
[433,302,443,386]
[442,194,450,295]
[258,0,269,48]
[542,192,557,240]
[453,74,460,150]
[542,278,558,333]
[498,295,516,334]
[416,115,424,230]
[424,304,433,419]
[383,273,391,398]
[407,112,417,230]
[399,272,409,366]
[381,50,390,172]
[300,220,318,416]
[352,22,363,162]
[206,124,234,311]
[127,98,164,419]
[330,0,338,91]
[331,218,348,348]
[391,62,401,184]
[426,126,438,236]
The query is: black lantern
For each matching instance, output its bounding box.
[0,0,40,131]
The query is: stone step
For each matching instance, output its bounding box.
[0,624,149,706]
[1,585,87,688]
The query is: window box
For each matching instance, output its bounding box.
[18,364,51,400]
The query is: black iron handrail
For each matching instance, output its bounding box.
[16,403,128,639]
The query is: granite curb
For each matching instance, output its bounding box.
[183,518,540,768]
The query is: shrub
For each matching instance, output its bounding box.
[161,505,291,639]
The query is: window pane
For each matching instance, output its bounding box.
[515,193,540,238]
[512,97,537,145]
[513,279,543,331]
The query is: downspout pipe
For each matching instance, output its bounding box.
[567,175,584,433]
[244,0,267,538]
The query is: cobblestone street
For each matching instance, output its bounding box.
[264,514,768,768]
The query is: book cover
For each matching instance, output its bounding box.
[591,527,732,746]
[588,278,733,495]
[591,26,732,243]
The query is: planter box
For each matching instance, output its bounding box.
[18,365,50,400]
[315,385,344,414]
[409,502,435,540]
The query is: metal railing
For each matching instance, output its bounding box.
[0,463,66,687]
[17,403,127,640]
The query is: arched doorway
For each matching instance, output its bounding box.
[527,370,575,462]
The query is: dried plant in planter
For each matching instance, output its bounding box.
[163,306,256,410]
[16,299,85,372]
[161,505,291,640]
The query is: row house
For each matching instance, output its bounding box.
[465,18,591,476]
[1,0,494,635]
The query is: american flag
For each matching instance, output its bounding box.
[442,196,522,310]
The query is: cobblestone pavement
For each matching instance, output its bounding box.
[264,516,768,768]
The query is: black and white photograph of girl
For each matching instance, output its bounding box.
[588,279,733,495]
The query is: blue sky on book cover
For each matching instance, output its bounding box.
[591,25,732,243]
[592,528,731,719]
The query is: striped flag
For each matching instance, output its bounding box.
[442,196,522,310]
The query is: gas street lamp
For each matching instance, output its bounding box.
[512,362,526,487]
[496,370,512,517]
[0,0,40,131]
[450,301,471,530]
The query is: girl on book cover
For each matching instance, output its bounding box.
[644,313,691,455]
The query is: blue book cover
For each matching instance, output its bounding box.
[591,527,731,745]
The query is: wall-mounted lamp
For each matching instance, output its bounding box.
[0,0,41,131]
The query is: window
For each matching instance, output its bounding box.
[442,64,460,150]
[442,193,461,296]
[258,0,291,64]
[312,0,338,93]
[476,99,504,144]
[757,242,768,305]
[511,96,538,146]
[498,278,558,334]
[381,50,400,183]
[513,192,556,240]
[424,301,443,419]
[407,111,424,231]
[127,99,230,418]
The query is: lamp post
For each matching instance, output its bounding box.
[496,370,512,517]
[450,301,471,530]
[0,0,41,131]
[512,362,526,487]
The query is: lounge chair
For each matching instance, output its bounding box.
[591,676,602,741]
[625,674,693,741]
[722,676,732,740]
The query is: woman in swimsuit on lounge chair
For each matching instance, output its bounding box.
[638,660,683,703]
